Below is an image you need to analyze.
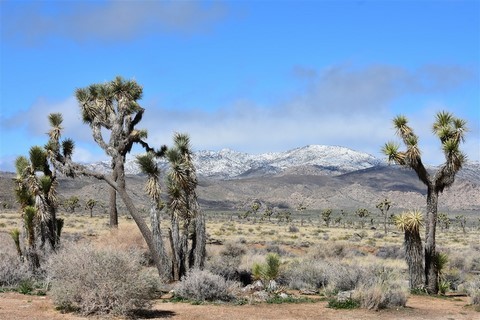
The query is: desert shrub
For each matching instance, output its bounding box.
[0,251,31,287]
[354,282,407,310]
[47,243,159,316]
[309,242,349,260]
[207,242,246,281]
[288,225,299,233]
[325,262,365,293]
[353,267,408,310]
[465,277,480,306]
[283,259,328,290]
[375,245,405,260]
[0,233,33,287]
[174,269,236,302]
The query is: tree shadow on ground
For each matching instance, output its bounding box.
[130,309,176,319]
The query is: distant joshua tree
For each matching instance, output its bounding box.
[376,198,392,235]
[85,199,97,218]
[383,111,467,294]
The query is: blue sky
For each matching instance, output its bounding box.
[1,0,479,172]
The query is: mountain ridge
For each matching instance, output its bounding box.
[86,144,384,179]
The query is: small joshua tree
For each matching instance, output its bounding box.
[321,209,332,227]
[383,111,467,293]
[395,210,424,291]
[376,198,391,235]
[355,208,370,229]
[85,199,97,218]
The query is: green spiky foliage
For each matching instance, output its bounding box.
[9,228,22,258]
[383,111,467,294]
[137,153,161,203]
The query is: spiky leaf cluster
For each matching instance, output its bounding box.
[75,76,144,125]
[136,153,161,203]
[395,210,423,232]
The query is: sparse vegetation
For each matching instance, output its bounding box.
[47,243,159,316]
[174,269,236,302]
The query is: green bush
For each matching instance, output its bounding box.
[47,244,159,316]
[252,253,281,282]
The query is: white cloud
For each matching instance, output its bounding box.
[2,1,228,45]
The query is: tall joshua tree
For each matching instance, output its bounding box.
[383,111,467,293]
[165,133,206,280]
[395,210,424,291]
[136,134,206,281]
[75,76,146,227]
[50,77,172,278]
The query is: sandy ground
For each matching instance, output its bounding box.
[0,292,478,320]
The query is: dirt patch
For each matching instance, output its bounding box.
[1,292,477,320]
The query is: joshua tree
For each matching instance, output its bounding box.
[49,77,167,278]
[164,133,205,280]
[455,215,467,234]
[321,208,332,227]
[85,199,97,218]
[12,113,71,271]
[355,208,370,229]
[376,198,392,235]
[63,195,80,213]
[383,111,467,293]
[75,77,148,227]
[437,213,450,231]
[395,210,424,291]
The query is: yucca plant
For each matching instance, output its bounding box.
[383,111,467,294]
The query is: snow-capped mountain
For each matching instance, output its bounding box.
[85,145,383,179]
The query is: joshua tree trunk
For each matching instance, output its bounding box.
[150,204,171,280]
[405,228,424,290]
[169,218,181,280]
[109,168,118,228]
[425,187,439,294]
[113,162,165,278]
[192,209,206,269]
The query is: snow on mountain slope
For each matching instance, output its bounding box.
[85,145,383,179]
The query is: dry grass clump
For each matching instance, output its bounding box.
[463,277,480,307]
[353,267,408,310]
[283,259,328,290]
[0,232,32,287]
[174,269,237,302]
[93,224,147,251]
[47,243,159,316]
